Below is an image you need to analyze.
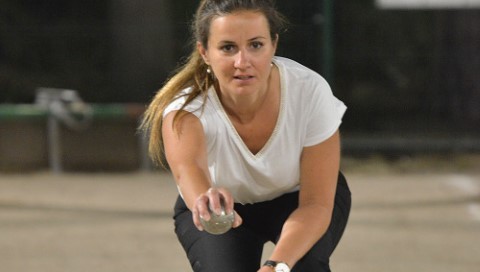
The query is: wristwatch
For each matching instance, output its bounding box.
[263,260,291,272]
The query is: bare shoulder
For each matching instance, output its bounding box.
[163,110,203,139]
[162,110,207,166]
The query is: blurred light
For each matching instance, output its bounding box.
[377,0,480,9]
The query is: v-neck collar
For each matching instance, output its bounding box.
[209,58,285,159]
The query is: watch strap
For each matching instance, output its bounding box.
[263,260,290,271]
[263,260,278,267]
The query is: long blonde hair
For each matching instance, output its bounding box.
[140,0,287,166]
[140,50,211,165]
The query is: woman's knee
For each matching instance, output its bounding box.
[175,221,264,272]
[292,242,332,272]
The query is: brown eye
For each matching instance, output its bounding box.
[251,41,263,49]
[221,44,235,52]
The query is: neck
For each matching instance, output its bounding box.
[222,90,269,124]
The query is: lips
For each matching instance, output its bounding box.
[233,75,254,80]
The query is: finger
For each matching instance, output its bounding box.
[195,195,211,221]
[192,208,204,231]
[232,211,243,228]
[217,188,235,214]
[207,188,222,215]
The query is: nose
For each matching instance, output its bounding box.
[234,50,251,70]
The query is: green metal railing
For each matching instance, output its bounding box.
[0,103,144,121]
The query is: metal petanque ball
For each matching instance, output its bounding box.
[200,205,235,235]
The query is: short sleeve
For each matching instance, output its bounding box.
[162,88,204,119]
[304,77,347,146]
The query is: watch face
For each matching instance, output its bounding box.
[275,263,290,272]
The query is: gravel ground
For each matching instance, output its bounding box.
[0,156,479,272]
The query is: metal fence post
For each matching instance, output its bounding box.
[322,0,334,83]
[47,111,62,173]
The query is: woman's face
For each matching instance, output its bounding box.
[198,11,277,98]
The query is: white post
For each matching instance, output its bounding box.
[47,112,62,173]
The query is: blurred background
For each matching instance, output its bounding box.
[0,1,479,271]
[1,0,479,172]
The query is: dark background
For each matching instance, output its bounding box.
[1,0,479,136]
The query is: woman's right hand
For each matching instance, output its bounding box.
[192,187,243,231]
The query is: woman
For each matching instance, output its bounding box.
[141,0,351,271]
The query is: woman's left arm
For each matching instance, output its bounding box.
[259,130,341,271]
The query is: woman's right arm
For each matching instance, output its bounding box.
[162,111,242,230]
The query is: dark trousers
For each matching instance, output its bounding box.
[173,172,351,272]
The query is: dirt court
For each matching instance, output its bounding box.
[0,157,479,272]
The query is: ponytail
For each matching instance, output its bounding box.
[140,49,212,166]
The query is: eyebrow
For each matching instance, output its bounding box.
[248,36,267,41]
[218,36,268,44]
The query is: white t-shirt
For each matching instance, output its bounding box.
[164,56,347,204]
